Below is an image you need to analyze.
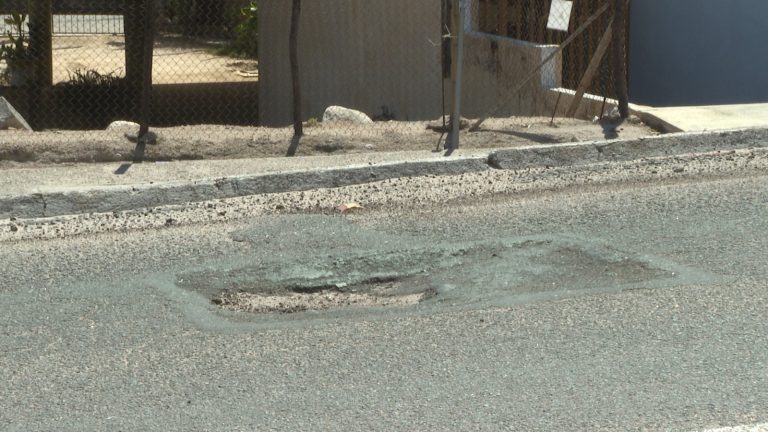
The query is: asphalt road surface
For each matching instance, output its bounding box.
[1,159,767,431]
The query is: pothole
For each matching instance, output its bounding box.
[172,233,711,325]
[211,277,436,314]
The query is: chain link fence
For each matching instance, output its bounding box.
[470,0,628,123]
[1,0,257,129]
[0,13,124,35]
[1,0,640,164]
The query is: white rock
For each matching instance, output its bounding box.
[0,97,32,131]
[322,106,373,124]
[106,120,140,131]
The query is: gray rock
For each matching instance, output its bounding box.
[322,106,373,124]
[0,97,32,131]
[106,120,140,131]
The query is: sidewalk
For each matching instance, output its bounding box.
[2,127,767,220]
[634,103,768,133]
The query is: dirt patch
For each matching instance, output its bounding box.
[0,116,660,167]
[216,290,430,314]
[49,34,258,84]
[1,34,660,166]
[213,278,435,314]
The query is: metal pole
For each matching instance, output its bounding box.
[290,0,303,138]
[612,0,630,118]
[449,0,466,151]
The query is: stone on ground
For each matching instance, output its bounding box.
[106,120,140,131]
[322,106,373,124]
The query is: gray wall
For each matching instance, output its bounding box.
[461,33,560,118]
[259,0,560,126]
[629,0,768,107]
[258,0,443,126]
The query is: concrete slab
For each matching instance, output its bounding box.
[0,149,490,196]
[634,103,768,133]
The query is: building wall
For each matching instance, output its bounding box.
[259,0,443,126]
[461,32,560,118]
[630,0,768,106]
[259,0,561,126]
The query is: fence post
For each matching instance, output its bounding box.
[498,0,508,36]
[26,0,52,129]
[448,0,465,150]
[285,0,303,157]
[290,0,303,138]
[124,0,142,105]
[612,0,629,118]
[28,0,52,87]
[138,0,157,141]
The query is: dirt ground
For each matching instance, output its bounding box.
[1,32,661,167]
[0,116,659,167]
[49,34,258,84]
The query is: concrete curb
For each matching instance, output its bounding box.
[0,157,490,220]
[2,127,767,220]
[488,128,768,169]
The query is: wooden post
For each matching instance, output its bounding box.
[138,0,157,140]
[515,0,523,39]
[484,0,494,33]
[27,0,52,87]
[124,1,139,84]
[565,22,612,118]
[124,0,144,119]
[528,0,536,41]
[448,0,465,150]
[285,0,303,156]
[26,0,52,129]
[611,0,629,118]
[498,0,508,36]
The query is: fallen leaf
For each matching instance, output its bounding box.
[336,202,363,214]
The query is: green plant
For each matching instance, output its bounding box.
[63,69,124,87]
[213,0,258,59]
[164,0,194,30]
[0,13,32,84]
[233,0,258,58]
[54,69,128,129]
